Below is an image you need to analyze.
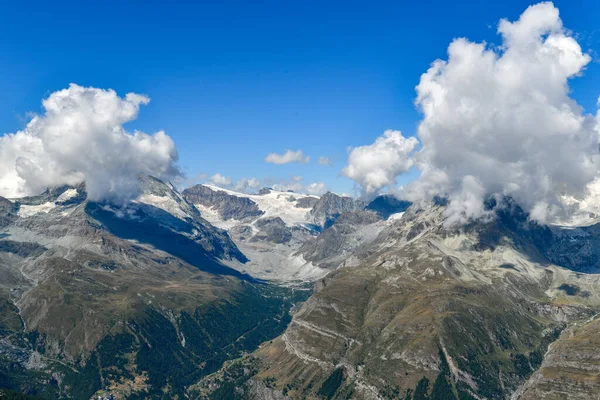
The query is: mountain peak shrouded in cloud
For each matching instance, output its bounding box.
[343,2,600,225]
[0,84,180,203]
[265,149,310,165]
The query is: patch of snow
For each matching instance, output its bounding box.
[18,202,56,218]
[193,203,242,230]
[16,189,80,218]
[195,185,330,282]
[56,188,78,202]
[204,184,317,227]
[136,194,191,220]
[387,212,405,222]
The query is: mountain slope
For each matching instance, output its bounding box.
[193,200,600,399]
[296,210,386,269]
[515,312,600,399]
[0,179,309,399]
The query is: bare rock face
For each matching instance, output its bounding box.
[183,184,264,221]
[0,196,18,228]
[308,192,366,228]
[297,210,383,268]
[258,187,273,195]
[252,217,292,244]
[365,194,411,219]
[295,196,318,209]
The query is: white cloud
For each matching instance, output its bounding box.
[0,84,180,202]
[443,176,492,227]
[272,176,304,192]
[265,149,310,165]
[318,156,333,166]
[306,182,327,196]
[341,3,600,225]
[234,177,261,193]
[210,173,232,187]
[209,173,324,195]
[342,130,418,197]
[207,175,262,193]
[175,172,207,191]
[270,176,327,195]
[403,2,600,224]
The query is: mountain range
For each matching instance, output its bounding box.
[1,177,600,399]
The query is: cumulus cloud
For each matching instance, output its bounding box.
[270,176,327,195]
[207,175,262,193]
[318,156,333,166]
[0,84,180,202]
[210,173,232,187]
[342,130,418,197]
[404,2,600,224]
[271,176,304,192]
[443,176,491,227]
[265,149,310,165]
[306,182,327,195]
[176,173,207,190]
[234,177,261,193]
[342,3,600,225]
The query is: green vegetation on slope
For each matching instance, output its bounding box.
[0,283,310,399]
[318,367,344,399]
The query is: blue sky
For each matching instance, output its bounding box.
[1,0,600,195]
